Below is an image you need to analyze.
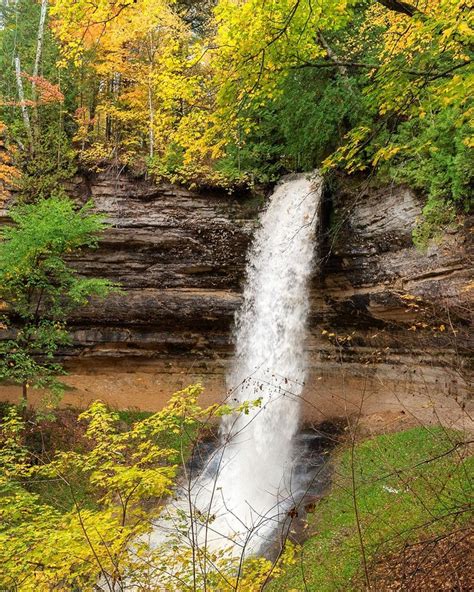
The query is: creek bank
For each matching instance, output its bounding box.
[0,171,471,429]
[267,425,473,591]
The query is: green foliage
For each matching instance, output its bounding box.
[0,387,192,589]
[269,426,472,591]
[148,142,186,182]
[0,385,285,591]
[412,197,457,250]
[0,0,78,197]
[277,73,365,170]
[322,0,473,238]
[371,104,473,248]
[211,71,366,185]
[388,109,473,206]
[215,109,284,185]
[18,128,77,201]
[0,195,116,404]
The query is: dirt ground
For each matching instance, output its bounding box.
[369,527,474,591]
[0,357,471,434]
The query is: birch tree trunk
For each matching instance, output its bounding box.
[15,56,34,152]
[31,0,48,140]
[33,0,48,79]
[317,31,349,78]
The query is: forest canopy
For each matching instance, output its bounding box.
[0,0,472,210]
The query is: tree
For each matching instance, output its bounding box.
[0,195,116,406]
[2,0,471,214]
[0,385,287,590]
[0,121,20,202]
[1,0,77,199]
[50,0,210,178]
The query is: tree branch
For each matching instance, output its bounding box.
[376,0,421,17]
[292,59,472,80]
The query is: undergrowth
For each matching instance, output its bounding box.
[269,426,472,591]
[0,404,199,514]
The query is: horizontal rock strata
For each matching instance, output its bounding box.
[1,172,472,429]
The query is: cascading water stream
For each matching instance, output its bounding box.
[143,172,323,580]
[100,172,325,592]
[163,172,323,555]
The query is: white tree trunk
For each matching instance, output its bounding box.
[31,0,48,141]
[33,0,48,78]
[15,55,33,151]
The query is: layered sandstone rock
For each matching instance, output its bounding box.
[1,172,472,428]
[307,180,472,429]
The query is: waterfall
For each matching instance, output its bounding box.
[189,171,322,553]
[147,172,322,573]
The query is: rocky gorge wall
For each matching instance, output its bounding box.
[1,172,472,429]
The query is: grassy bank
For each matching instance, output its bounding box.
[270,426,472,591]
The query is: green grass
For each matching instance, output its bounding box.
[269,426,473,591]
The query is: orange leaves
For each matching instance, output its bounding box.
[0,161,21,201]
[72,107,96,144]
[0,122,21,202]
[1,74,64,107]
[24,74,65,104]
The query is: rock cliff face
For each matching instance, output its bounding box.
[1,172,472,428]
[65,173,259,357]
[309,179,472,428]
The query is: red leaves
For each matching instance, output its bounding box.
[22,73,65,104]
[1,73,64,107]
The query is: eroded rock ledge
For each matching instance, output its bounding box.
[1,172,472,428]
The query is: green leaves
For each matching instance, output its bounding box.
[0,386,293,589]
[0,195,117,405]
[0,406,31,479]
[0,385,250,590]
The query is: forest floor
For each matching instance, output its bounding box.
[269,426,473,592]
[368,528,473,591]
[1,403,472,591]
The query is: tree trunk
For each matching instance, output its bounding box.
[317,32,349,78]
[316,32,355,96]
[22,382,28,404]
[31,0,49,140]
[15,55,34,153]
[147,33,156,160]
[377,0,420,18]
[33,0,48,79]
[87,78,99,142]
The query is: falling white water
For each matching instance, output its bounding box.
[144,172,322,579]
[188,171,322,552]
[111,171,322,590]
